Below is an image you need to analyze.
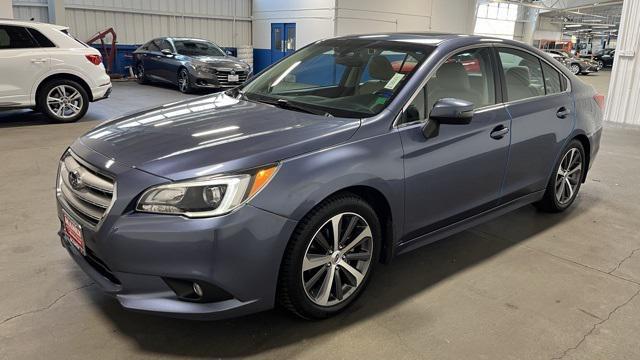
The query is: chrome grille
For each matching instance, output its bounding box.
[216,70,248,86]
[58,153,114,226]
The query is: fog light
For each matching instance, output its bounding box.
[193,282,203,297]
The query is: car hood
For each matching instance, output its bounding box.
[76,93,360,180]
[192,56,248,70]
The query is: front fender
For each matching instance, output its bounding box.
[249,131,405,244]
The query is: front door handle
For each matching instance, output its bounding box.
[556,107,571,119]
[490,125,509,139]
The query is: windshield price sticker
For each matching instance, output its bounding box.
[384,73,405,90]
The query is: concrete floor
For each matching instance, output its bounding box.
[2,71,640,360]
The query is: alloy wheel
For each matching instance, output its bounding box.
[46,85,84,119]
[571,64,580,75]
[178,70,189,92]
[555,148,583,205]
[301,212,373,307]
[137,64,145,78]
[598,61,604,71]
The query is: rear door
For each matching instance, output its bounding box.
[142,39,164,80]
[0,25,51,107]
[398,46,511,238]
[496,47,575,202]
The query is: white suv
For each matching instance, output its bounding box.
[0,19,112,122]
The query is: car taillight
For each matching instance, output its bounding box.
[593,94,605,112]
[85,54,102,65]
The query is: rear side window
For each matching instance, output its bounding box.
[159,39,173,52]
[498,48,545,102]
[0,25,38,49]
[27,28,55,47]
[147,40,161,52]
[541,61,563,95]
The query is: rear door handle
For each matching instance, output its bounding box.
[556,107,571,119]
[490,125,509,140]
[30,58,47,63]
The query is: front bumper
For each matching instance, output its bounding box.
[189,68,251,89]
[56,147,297,320]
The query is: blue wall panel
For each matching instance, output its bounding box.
[254,48,272,73]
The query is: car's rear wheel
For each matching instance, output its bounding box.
[136,63,149,84]
[278,194,381,319]
[178,68,193,94]
[535,139,585,213]
[37,79,89,123]
[570,64,581,75]
[597,60,605,70]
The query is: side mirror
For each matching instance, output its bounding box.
[429,98,474,125]
[161,49,174,57]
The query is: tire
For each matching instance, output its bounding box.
[597,60,604,71]
[570,64,581,75]
[177,68,193,94]
[37,79,89,123]
[136,62,149,84]
[535,139,586,213]
[277,193,382,319]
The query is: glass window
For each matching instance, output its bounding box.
[27,28,55,47]
[498,48,545,101]
[541,61,562,94]
[273,27,282,51]
[174,40,224,56]
[425,47,496,111]
[0,25,38,49]
[240,39,432,118]
[285,27,295,51]
[146,40,160,52]
[403,87,426,123]
[159,39,173,52]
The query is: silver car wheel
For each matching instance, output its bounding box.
[301,212,373,307]
[555,148,583,205]
[46,85,83,119]
[571,64,580,75]
[178,70,189,92]
[597,60,604,71]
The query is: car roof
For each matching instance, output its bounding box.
[328,32,520,47]
[0,18,68,30]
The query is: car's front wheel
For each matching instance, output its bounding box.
[178,68,193,94]
[570,64,581,75]
[535,139,585,212]
[278,194,381,319]
[37,79,89,123]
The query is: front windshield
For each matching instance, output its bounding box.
[174,40,225,57]
[239,39,433,118]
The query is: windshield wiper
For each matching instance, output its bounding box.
[274,99,333,117]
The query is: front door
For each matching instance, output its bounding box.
[271,23,296,63]
[399,47,511,240]
[495,47,575,202]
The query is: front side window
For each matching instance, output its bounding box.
[426,47,496,111]
[174,40,225,57]
[401,47,496,124]
[498,48,545,101]
[0,25,37,49]
[239,39,433,118]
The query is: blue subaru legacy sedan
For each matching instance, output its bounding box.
[56,33,603,320]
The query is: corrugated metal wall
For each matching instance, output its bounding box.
[604,0,640,125]
[12,0,252,47]
[13,0,49,22]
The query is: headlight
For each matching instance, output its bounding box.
[136,164,278,217]
[190,64,215,73]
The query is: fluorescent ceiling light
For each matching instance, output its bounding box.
[582,19,602,22]
[565,24,582,28]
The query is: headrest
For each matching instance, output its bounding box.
[506,66,531,85]
[435,62,470,90]
[368,55,395,81]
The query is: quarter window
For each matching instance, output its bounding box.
[0,25,38,49]
[498,48,545,101]
[541,61,562,95]
[27,28,55,48]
